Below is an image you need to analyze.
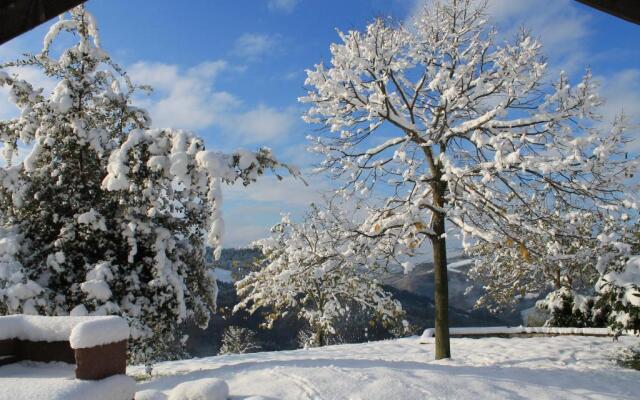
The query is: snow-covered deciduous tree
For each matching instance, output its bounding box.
[468,203,639,332]
[235,203,405,347]
[467,210,637,312]
[300,0,637,358]
[0,7,293,363]
[218,326,261,355]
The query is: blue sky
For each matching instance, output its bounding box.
[1,0,639,250]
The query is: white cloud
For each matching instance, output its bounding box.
[223,223,272,248]
[278,142,323,169]
[267,0,299,14]
[233,33,279,60]
[225,104,297,144]
[597,69,640,153]
[226,173,324,206]
[128,60,240,130]
[124,60,300,145]
[222,172,330,246]
[484,0,591,75]
[283,70,301,81]
[599,69,640,121]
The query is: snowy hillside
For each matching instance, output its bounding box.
[385,258,538,326]
[132,335,640,399]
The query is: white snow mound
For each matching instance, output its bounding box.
[135,389,168,400]
[69,316,130,349]
[167,378,229,400]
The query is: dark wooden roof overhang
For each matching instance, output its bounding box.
[0,0,87,45]
[576,0,640,25]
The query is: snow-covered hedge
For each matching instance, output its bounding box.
[0,315,128,348]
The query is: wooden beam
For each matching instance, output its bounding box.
[0,0,87,45]
[576,0,640,25]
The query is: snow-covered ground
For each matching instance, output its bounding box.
[0,362,134,400]
[214,268,234,284]
[446,258,474,273]
[132,335,640,399]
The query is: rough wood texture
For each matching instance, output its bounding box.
[0,337,127,381]
[0,338,16,356]
[16,340,76,363]
[74,340,127,380]
[432,179,451,360]
[0,339,17,367]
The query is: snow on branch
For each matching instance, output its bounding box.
[300,0,639,262]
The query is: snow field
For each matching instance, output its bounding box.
[167,378,229,400]
[131,335,640,400]
[0,362,135,400]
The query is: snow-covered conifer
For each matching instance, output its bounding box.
[300,0,638,358]
[0,7,293,363]
[596,255,640,335]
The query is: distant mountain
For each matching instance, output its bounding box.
[186,250,539,357]
[206,247,262,281]
[385,256,540,326]
[185,281,306,357]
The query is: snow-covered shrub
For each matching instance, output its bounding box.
[295,328,316,349]
[235,203,406,347]
[535,288,608,328]
[218,326,260,355]
[0,7,293,364]
[596,256,640,335]
[616,345,640,370]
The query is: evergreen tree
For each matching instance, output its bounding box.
[0,7,293,363]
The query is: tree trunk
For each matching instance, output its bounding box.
[316,328,325,347]
[432,181,450,359]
